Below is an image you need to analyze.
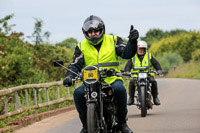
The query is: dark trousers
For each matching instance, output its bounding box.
[73,80,127,116]
[129,76,158,98]
[149,76,159,98]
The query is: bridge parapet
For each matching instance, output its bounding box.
[0,81,77,120]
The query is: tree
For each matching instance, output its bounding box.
[149,31,200,62]
[28,18,50,44]
[140,28,165,48]
[167,29,188,36]
[56,37,78,49]
[0,14,16,37]
[141,28,188,48]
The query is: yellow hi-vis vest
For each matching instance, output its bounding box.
[131,52,154,77]
[77,35,123,84]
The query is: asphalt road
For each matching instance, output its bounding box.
[15,78,200,133]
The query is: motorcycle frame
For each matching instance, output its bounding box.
[84,76,117,132]
[134,70,152,110]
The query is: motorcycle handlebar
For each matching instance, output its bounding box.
[118,70,163,77]
[133,66,149,70]
[70,69,163,83]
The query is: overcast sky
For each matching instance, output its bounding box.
[0,0,200,44]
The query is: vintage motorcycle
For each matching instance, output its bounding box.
[123,66,162,117]
[54,60,123,133]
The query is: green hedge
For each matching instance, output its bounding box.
[149,31,200,62]
[0,36,73,89]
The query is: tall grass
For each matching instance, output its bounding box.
[167,60,200,79]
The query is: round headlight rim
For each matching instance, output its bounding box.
[82,65,100,85]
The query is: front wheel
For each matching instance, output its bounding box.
[87,103,100,133]
[140,86,147,117]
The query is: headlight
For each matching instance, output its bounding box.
[82,65,100,84]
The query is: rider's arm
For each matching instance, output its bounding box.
[124,59,132,72]
[151,55,162,71]
[115,36,137,59]
[66,46,85,77]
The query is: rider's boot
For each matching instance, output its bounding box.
[151,86,160,105]
[117,111,133,133]
[153,97,160,105]
[79,115,87,133]
[127,80,136,105]
[127,97,134,105]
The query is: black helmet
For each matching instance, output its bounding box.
[82,15,105,45]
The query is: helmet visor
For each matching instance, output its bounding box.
[83,20,103,32]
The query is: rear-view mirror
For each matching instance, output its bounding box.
[53,60,64,67]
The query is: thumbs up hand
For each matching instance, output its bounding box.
[128,25,139,43]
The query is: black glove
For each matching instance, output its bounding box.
[63,75,74,87]
[157,70,163,76]
[128,25,139,43]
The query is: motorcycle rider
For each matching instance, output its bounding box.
[63,15,139,133]
[124,40,163,106]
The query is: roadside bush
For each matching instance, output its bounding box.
[149,31,200,62]
[155,52,183,72]
[32,44,73,82]
[0,37,34,87]
[0,37,73,89]
[192,49,200,61]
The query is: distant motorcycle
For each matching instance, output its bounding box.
[54,60,124,133]
[122,66,162,117]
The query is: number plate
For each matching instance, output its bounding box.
[138,73,147,79]
[84,69,98,80]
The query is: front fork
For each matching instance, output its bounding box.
[99,84,105,130]
[136,80,152,109]
[87,84,106,131]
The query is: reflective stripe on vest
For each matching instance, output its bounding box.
[98,62,119,67]
[78,35,122,84]
[132,52,154,77]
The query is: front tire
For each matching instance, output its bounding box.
[140,86,147,117]
[87,103,100,133]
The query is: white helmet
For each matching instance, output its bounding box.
[137,41,148,55]
[137,40,148,49]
